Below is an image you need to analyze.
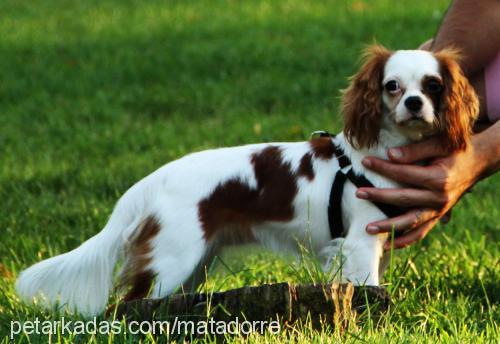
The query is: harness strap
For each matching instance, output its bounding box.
[334,146,351,169]
[312,131,406,240]
[328,170,348,238]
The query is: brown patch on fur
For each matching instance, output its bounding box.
[434,48,479,151]
[421,75,444,113]
[341,44,393,149]
[198,146,298,240]
[309,137,335,160]
[298,152,314,180]
[120,215,161,301]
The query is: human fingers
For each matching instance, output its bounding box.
[365,209,439,234]
[385,138,450,164]
[384,218,439,250]
[361,158,438,187]
[356,187,446,208]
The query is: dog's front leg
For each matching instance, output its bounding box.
[340,219,388,286]
[342,235,382,285]
[320,221,387,286]
[320,239,380,285]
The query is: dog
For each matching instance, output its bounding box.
[16,45,478,316]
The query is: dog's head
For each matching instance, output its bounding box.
[341,45,479,151]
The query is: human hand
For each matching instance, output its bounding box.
[356,134,495,250]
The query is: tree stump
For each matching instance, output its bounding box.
[113,282,390,332]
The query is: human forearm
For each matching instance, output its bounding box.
[431,0,500,76]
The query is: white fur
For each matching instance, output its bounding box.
[15,188,144,315]
[15,135,400,315]
[16,50,443,316]
[383,50,442,140]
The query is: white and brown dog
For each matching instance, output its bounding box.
[16,45,478,315]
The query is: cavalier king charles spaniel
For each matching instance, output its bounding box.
[16,45,478,315]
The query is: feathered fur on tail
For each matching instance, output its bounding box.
[16,188,145,316]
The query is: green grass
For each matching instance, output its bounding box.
[0,0,498,342]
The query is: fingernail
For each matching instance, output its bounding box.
[356,190,369,199]
[361,158,371,168]
[366,225,379,233]
[388,148,403,159]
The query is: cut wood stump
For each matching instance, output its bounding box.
[114,283,390,331]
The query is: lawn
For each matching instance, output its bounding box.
[0,0,498,342]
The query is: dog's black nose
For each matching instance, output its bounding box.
[404,96,423,113]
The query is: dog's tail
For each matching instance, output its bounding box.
[16,185,146,316]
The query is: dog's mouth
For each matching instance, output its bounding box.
[396,114,440,133]
[394,116,439,141]
[396,116,433,127]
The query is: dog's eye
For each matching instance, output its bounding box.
[385,80,400,93]
[425,79,442,93]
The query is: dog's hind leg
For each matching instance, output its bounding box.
[149,248,207,298]
[118,206,209,301]
[181,244,221,294]
[148,210,209,299]
[181,225,257,294]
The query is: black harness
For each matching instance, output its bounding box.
[311,131,406,239]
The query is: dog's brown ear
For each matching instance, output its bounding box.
[434,48,479,151]
[342,44,392,149]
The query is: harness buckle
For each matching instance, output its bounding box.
[310,131,333,139]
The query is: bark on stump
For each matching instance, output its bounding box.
[114,282,390,330]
